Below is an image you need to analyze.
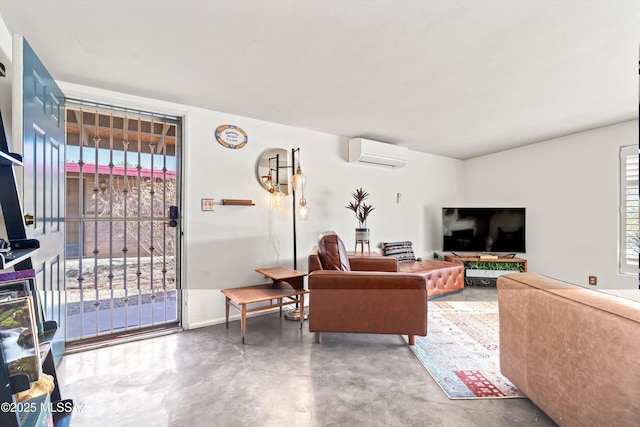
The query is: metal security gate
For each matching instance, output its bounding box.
[64,101,181,343]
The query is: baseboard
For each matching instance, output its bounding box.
[187,305,301,330]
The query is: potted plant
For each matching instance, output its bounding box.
[346,187,375,242]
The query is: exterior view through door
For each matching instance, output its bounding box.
[64,102,181,342]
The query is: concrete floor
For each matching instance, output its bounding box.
[56,286,557,427]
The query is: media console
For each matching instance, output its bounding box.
[444,255,527,286]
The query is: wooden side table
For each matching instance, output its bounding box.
[256,266,308,320]
[221,267,307,344]
[255,266,306,290]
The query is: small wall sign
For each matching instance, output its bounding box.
[215,124,248,149]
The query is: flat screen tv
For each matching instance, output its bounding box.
[442,207,526,254]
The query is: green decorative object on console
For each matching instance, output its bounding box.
[464,261,525,272]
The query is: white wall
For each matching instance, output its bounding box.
[60,82,465,329]
[464,120,638,290]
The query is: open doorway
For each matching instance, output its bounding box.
[64,101,182,345]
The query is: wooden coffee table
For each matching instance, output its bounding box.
[221,267,307,344]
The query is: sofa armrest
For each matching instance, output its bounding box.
[308,247,323,273]
[348,256,399,272]
[308,270,425,290]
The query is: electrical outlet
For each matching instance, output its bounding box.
[588,276,597,286]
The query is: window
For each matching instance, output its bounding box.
[620,145,639,274]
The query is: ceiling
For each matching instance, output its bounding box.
[0,0,638,159]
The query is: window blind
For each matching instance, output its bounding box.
[621,145,639,274]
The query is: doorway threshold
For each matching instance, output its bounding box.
[65,323,182,354]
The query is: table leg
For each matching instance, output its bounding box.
[299,293,305,330]
[225,297,230,328]
[241,303,247,345]
[279,298,283,317]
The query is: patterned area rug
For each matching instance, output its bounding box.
[404,300,525,399]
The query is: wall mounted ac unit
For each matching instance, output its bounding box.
[348,138,408,168]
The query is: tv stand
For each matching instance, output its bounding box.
[444,254,527,286]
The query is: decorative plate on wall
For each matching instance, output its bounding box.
[215,124,248,149]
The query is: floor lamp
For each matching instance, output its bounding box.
[285,147,310,320]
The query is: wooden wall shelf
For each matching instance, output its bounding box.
[221,199,255,206]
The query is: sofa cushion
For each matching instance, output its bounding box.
[317,233,351,271]
[379,241,416,262]
[398,259,464,298]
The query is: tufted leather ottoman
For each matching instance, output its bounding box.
[398,260,464,298]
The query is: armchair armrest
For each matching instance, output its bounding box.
[348,256,399,272]
[308,270,425,290]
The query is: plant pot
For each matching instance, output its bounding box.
[355,228,370,242]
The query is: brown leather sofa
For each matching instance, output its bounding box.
[308,233,427,345]
[309,245,464,298]
[497,272,640,427]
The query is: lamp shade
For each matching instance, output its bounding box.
[292,165,306,192]
[297,197,310,220]
[272,184,286,208]
[261,175,273,192]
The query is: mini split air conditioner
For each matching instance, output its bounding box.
[348,138,408,168]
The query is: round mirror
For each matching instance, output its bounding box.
[256,148,290,195]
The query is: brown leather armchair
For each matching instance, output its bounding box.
[308,233,427,345]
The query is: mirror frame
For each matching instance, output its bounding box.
[256,148,291,195]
